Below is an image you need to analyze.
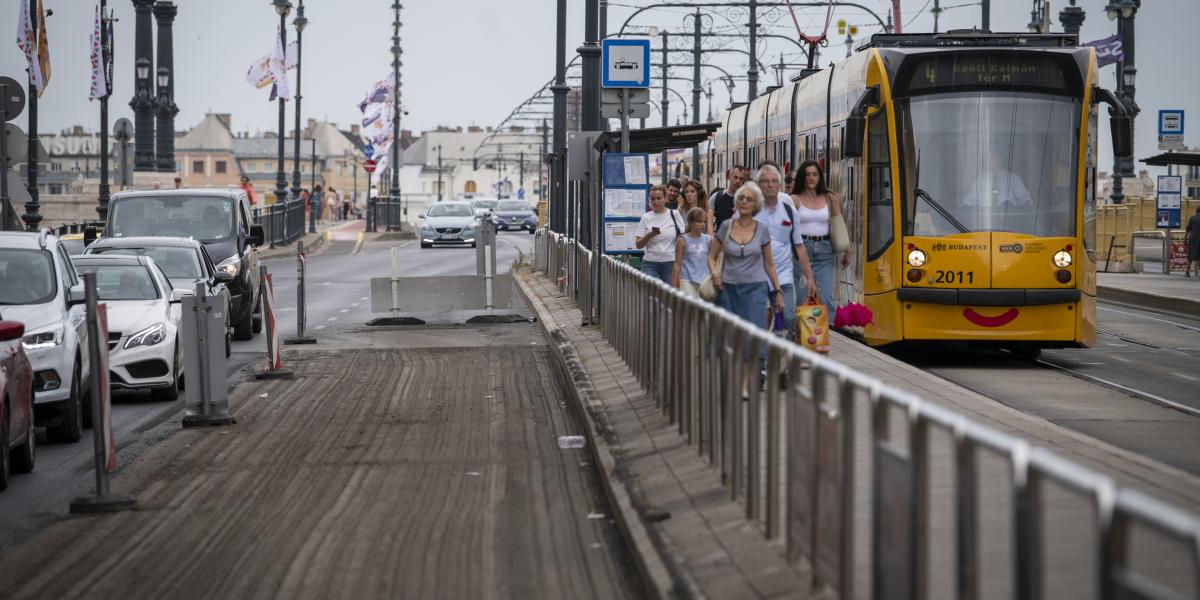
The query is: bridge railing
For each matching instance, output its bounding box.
[252,198,305,247]
[535,231,1200,600]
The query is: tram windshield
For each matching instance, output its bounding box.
[897,91,1079,237]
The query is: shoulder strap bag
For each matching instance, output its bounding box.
[698,221,732,301]
[828,192,850,253]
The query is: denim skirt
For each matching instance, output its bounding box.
[719,281,769,330]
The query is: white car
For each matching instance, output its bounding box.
[70,255,191,402]
[0,230,90,443]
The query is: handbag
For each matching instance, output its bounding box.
[698,223,732,301]
[828,193,850,253]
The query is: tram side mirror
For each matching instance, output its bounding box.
[1110,114,1133,158]
[845,115,866,158]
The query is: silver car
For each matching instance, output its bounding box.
[419,202,478,248]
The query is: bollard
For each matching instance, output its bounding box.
[182,282,235,427]
[475,215,498,312]
[255,265,294,379]
[284,240,317,345]
[70,273,136,514]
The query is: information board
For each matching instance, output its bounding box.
[1157,175,1182,229]
[601,153,650,255]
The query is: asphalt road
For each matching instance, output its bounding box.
[896,301,1200,475]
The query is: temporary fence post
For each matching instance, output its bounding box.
[255,265,294,379]
[284,240,316,344]
[69,272,136,513]
[182,282,234,427]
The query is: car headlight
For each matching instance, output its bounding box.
[124,323,166,349]
[216,255,241,278]
[23,325,64,350]
[420,223,434,232]
[1053,250,1072,268]
[906,249,927,267]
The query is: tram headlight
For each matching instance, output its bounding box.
[907,249,927,267]
[1053,250,1072,268]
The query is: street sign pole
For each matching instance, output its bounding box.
[620,89,631,153]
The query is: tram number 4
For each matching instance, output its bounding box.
[934,270,974,284]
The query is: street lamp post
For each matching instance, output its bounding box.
[435,144,443,201]
[390,1,403,232]
[550,0,568,234]
[1059,0,1085,35]
[1106,0,1139,204]
[96,0,112,221]
[131,0,156,174]
[660,31,669,183]
[691,11,702,178]
[272,0,291,211]
[153,1,178,174]
[292,1,306,200]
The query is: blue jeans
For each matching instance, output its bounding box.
[640,260,674,285]
[796,239,836,320]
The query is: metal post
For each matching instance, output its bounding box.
[153,1,178,174]
[274,5,289,208]
[580,0,601,132]
[284,240,316,344]
[69,273,136,513]
[437,144,443,201]
[97,0,111,220]
[551,0,568,234]
[748,0,758,101]
[661,32,670,184]
[620,91,631,153]
[23,0,42,231]
[692,11,702,178]
[131,0,156,173]
[292,1,305,198]
[981,0,990,29]
[390,1,403,231]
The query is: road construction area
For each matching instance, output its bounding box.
[0,321,643,600]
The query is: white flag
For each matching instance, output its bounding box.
[370,152,390,185]
[245,41,297,90]
[16,0,43,90]
[88,6,107,100]
[268,30,290,100]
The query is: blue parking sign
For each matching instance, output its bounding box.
[364,144,375,159]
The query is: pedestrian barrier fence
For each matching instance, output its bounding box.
[534,230,1200,600]
[181,281,234,427]
[252,198,306,248]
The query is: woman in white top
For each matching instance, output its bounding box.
[790,160,846,319]
[635,185,684,285]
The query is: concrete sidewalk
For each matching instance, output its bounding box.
[257,219,364,260]
[1097,272,1200,317]
[0,324,643,600]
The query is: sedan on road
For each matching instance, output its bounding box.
[84,237,235,356]
[0,319,36,490]
[71,255,191,402]
[493,200,537,234]
[419,202,478,248]
[470,199,499,219]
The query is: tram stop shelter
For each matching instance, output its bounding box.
[592,122,721,156]
[1140,150,1200,169]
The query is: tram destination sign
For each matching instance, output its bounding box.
[905,54,1070,93]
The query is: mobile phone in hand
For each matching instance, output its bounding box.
[651,226,661,233]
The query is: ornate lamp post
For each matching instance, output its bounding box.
[1105,0,1139,204]
[272,0,292,208]
[1058,0,1085,35]
[292,1,306,200]
[153,1,177,174]
[389,1,403,231]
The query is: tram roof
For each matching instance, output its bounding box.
[1141,151,1200,167]
[860,31,1078,51]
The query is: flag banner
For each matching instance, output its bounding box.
[104,11,114,96]
[370,153,389,185]
[35,0,51,96]
[268,29,289,100]
[1085,34,1124,68]
[361,102,392,127]
[16,0,43,90]
[245,41,297,91]
[88,5,107,100]
[357,73,394,112]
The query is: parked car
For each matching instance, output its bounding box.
[84,236,235,356]
[0,318,36,490]
[71,255,191,402]
[470,198,499,218]
[494,200,537,234]
[0,230,90,444]
[105,189,264,341]
[418,202,479,249]
[58,232,86,256]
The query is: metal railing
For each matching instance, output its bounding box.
[252,198,305,247]
[371,195,407,231]
[536,231,1200,600]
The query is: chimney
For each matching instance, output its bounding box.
[306,118,317,135]
[350,124,360,137]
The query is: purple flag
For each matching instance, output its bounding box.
[1085,34,1124,68]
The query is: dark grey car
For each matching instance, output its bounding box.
[493,200,536,233]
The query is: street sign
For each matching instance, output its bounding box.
[517,188,525,200]
[113,117,133,141]
[602,39,651,88]
[364,144,375,159]
[0,76,26,121]
[602,88,649,104]
[602,102,651,119]
[1,124,46,166]
[1158,110,1184,151]
[1156,175,1182,229]
[363,158,378,173]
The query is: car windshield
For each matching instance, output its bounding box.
[498,201,528,212]
[72,264,160,300]
[0,249,56,305]
[474,201,498,210]
[91,246,202,281]
[60,239,86,256]
[428,204,473,217]
[109,196,236,242]
[896,92,1079,238]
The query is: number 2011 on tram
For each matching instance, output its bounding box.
[704,32,1133,352]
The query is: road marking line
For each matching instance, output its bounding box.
[327,317,338,321]
[351,232,365,255]
[1108,355,1131,362]
[1098,305,1200,332]
[360,296,368,301]
[339,308,350,313]
[1177,373,1199,382]
[351,302,359,307]
[314,325,326,330]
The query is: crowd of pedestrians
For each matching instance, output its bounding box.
[635,160,844,344]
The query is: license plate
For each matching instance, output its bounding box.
[442,232,459,239]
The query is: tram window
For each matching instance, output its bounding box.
[867,112,893,260]
[1083,109,1097,256]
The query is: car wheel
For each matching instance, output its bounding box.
[527,227,535,235]
[251,294,263,334]
[233,305,254,341]
[470,241,477,248]
[420,242,431,249]
[152,341,181,402]
[0,410,9,491]
[11,391,35,474]
[46,360,83,444]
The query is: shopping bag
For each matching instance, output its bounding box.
[796,299,830,354]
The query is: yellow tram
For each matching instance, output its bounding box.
[704,32,1132,353]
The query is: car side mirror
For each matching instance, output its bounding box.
[67,283,86,306]
[1110,114,1132,158]
[0,320,25,342]
[170,288,195,303]
[248,224,265,247]
[418,214,426,219]
[214,270,235,283]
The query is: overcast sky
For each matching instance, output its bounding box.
[1,0,1196,174]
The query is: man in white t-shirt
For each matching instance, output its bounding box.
[754,163,814,337]
[636,186,685,285]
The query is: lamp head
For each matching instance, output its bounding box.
[136,58,150,80]
[1104,0,1119,20]
[156,66,170,88]
[272,0,292,17]
[1121,65,1137,88]
[294,6,307,32]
